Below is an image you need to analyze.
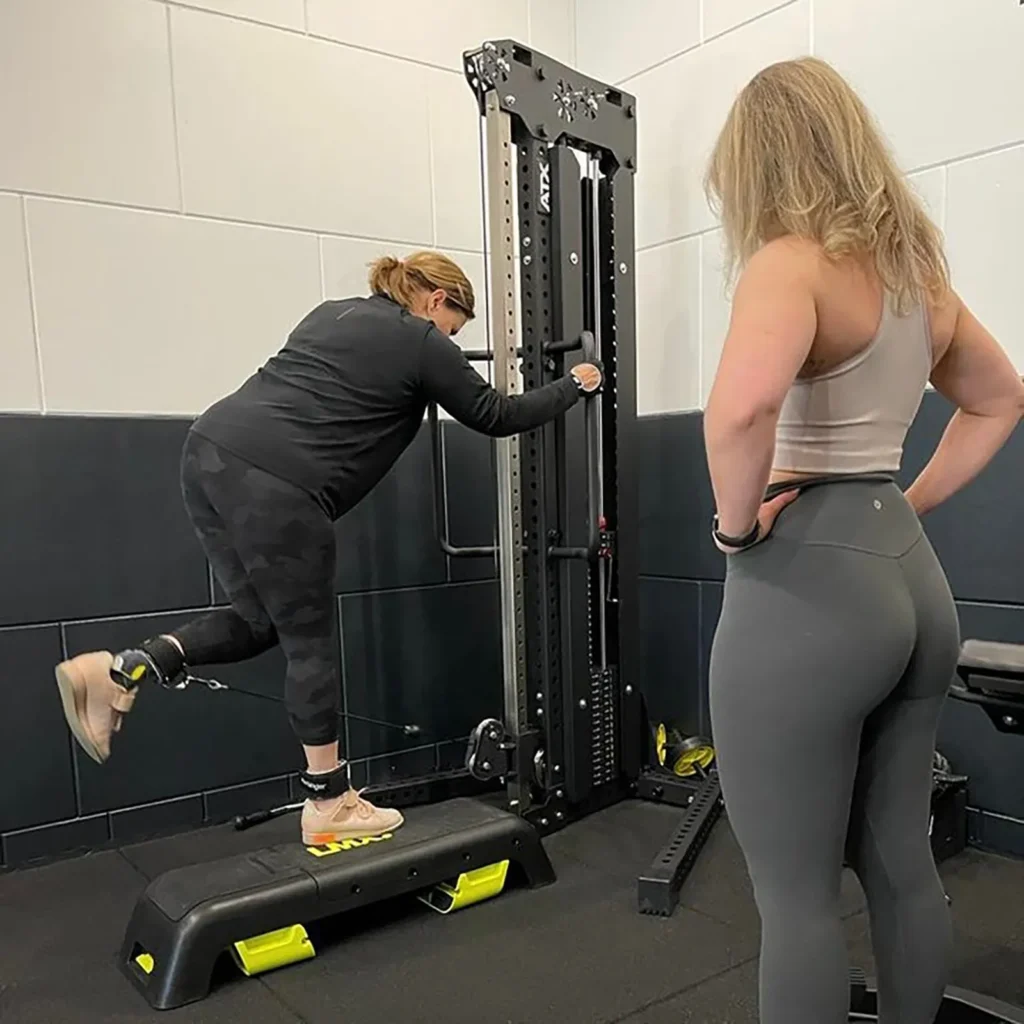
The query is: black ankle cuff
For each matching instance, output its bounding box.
[299,763,349,799]
[141,636,185,682]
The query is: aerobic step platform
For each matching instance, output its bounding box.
[120,797,555,1010]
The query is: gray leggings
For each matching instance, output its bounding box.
[710,477,959,1024]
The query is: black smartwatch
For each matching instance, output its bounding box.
[712,516,760,550]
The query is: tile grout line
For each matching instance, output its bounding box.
[608,956,762,1023]
[158,0,463,77]
[619,0,798,86]
[638,223,721,254]
[58,622,88,823]
[703,0,799,45]
[616,39,702,87]
[20,196,47,413]
[0,187,486,256]
[569,0,577,64]
[0,577,498,634]
[426,71,439,247]
[258,981,316,1024]
[165,5,186,213]
[940,164,950,233]
[640,573,722,586]
[911,137,1024,176]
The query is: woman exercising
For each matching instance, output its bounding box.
[55,250,602,846]
[703,58,1024,1024]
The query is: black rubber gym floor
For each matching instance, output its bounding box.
[3,800,1023,1023]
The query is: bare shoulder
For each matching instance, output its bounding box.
[745,235,822,274]
[926,287,962,365]
[735,237,821,298]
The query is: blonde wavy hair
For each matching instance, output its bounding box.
[368,251,475,318]
[705,57,948,312]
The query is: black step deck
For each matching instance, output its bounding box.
[120,797,555,1010]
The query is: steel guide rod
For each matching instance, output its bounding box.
[588,152,609,672]
[483,91,530,811]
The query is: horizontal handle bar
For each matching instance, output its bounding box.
[462,332,592,363]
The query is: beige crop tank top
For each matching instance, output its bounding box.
[773,296,934,474]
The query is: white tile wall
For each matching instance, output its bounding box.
[172,8,433,242]
[430,70,486,254]
[307,0,527,71]
[0,196,41,412]
[0,0,179,210]
[633,1,809,251]
[908,168,947,230]
[703,0,797,43]
[635,238,702,414]
[169,0,306,31]
[27,199,322,415]
[529,0,576,66]
[700,229,731,405]
[946,146,1024,373]
[577,0,700,85]
[815,0,1024,173]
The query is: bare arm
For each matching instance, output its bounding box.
[905,296,1024,516]
[704,240,818,537]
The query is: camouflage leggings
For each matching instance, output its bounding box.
[174,431,339,746]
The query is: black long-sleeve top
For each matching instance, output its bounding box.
[192,294,580,519]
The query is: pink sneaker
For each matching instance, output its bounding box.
[54,651,138,764]
[301,788,405,846]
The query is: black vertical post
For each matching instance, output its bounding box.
[517,133,563,795]
[605,165,642,779]
[550,143,593,804]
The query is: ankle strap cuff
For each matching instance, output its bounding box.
[298,763,349,799]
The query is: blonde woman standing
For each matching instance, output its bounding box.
[703,59,1024,1023]
[55,251,602,847]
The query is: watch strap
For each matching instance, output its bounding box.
[712,516,760,549]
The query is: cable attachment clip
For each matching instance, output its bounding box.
[172,673,228,693]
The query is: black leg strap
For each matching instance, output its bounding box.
[141,636,186,684]
[298,762,349,800]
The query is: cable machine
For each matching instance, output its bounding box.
[453,38,641,825]
[452,39,723,917]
